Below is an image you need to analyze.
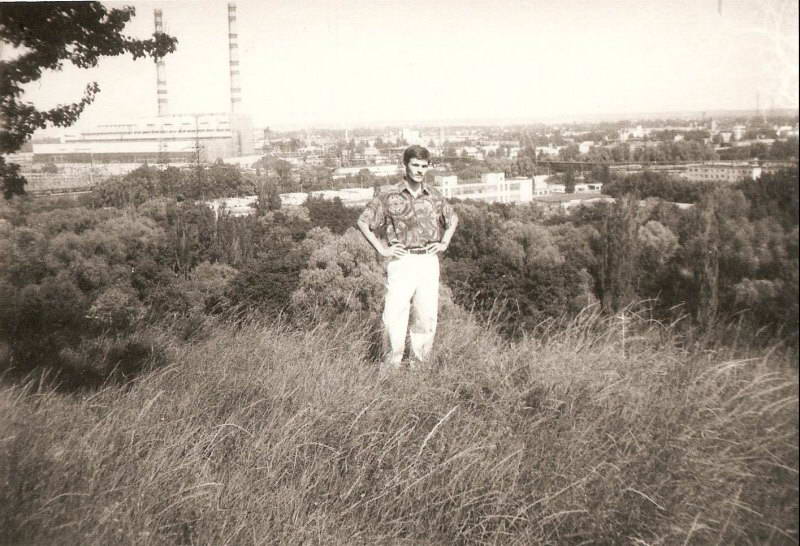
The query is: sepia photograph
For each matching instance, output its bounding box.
[1,0,798,543]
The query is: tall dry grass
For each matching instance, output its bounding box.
[1,308,797,545]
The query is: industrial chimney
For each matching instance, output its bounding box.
[154,9,168,116]
[227,2,241,113]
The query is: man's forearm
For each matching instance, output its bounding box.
[357,220,385,254]
[440,217,459,246]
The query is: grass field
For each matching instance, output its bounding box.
[1,308,797,545]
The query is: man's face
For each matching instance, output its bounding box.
[405,158,429,184]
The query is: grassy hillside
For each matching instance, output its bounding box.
[1,309,797,545]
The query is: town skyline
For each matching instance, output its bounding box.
[4,0,798,132]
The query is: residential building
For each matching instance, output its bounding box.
[574,182,603,192]
[535,145,562,157]
[619,125,646,142]
[776,125,799,138]
[401,128,422,145]
[332,164,401,180]
[682,161,762,183]
[532,175,549,196]
[435,172,533,204]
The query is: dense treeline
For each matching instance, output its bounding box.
[717,136,799,161]
[1,167,797,387]
[91,163,254,207]
[601,171,722,203]
[444,169,798,339]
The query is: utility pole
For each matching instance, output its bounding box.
[194,115,201,169]
[192,114,206,199]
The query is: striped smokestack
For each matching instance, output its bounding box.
[154,9,168,116]
[227,2,241,113]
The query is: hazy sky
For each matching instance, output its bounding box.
[8,0,799,130]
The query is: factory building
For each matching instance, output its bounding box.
[32,3,254,165]
[33,113,254,164]
[682,161,762,183]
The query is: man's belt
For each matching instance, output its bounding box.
[405,246,429,255]
[388,242,437,255]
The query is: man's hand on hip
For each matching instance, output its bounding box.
[381,244,408,258]
[425,242,448,254]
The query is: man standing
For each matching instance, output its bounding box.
[357,145,459,371]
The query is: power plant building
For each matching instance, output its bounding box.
[32,3,254,165]
[32,113,254,164]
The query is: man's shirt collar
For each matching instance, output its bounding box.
[399,179,430,197]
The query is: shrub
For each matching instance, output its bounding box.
[291,227,386,319]
[56,330,169,389]
[86,285,146,331]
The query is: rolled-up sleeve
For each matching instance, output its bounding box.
[358,196,385,231]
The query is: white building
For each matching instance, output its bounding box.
[682,161,762,183]
[310,187,374,208]
[532,175,550,196]
[33,112,254,164]
[434,175,458,189]
[454,146,483,160]
[207,195,258,218]
[535,145,562,157]
[401,129,422,145]
[574,182,603,192]
[435,172,533,204]
[619,125,646,142]
[776,125,799,139]
[332,164,402,180]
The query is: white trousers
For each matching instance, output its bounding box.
[382,254,440,368]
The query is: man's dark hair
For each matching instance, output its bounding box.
[403,145,431,165]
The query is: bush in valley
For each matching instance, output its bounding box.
[291,227,385,320]
[444,201,599,334]
[55,331,169,390]
[225,241,309,317]
[223,207,312,316]
[304,195,361,234]
[0,202,170,384]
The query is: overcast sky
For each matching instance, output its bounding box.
[9,0,800,130]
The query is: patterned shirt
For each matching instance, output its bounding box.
[359,181,458,248]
